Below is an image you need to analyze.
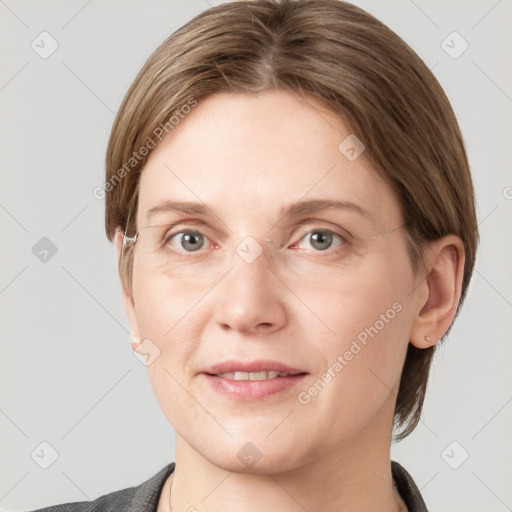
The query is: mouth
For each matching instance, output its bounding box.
[213,370,296,380]
[202,360,308,400]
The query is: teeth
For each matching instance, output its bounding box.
[216,371,290,380]
[250,371,279,380]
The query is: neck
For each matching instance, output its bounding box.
[161,404,406,512]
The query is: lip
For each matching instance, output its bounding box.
[201,360,308,401]
[203,359,306,375]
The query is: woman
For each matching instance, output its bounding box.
[29,0,478,510]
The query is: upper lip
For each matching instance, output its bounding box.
[203,360,307,376]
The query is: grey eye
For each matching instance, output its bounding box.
[309,231,333,251]
[169,231,208,252]
[297,230,345,252]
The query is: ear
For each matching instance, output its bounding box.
[409,235,465,348]
[113,228,144,355]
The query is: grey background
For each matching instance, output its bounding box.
[1,0,511,511]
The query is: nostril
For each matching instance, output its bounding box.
[256,322,273,330]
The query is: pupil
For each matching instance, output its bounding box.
[311,231,332,251]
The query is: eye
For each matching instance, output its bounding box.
[294,229,348,252]
[164,227,349,254]
[168,230,211,252]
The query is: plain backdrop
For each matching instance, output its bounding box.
[1,1,511,511]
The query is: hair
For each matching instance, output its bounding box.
[104,0,478,440]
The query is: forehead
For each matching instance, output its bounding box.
[136,90,402,228]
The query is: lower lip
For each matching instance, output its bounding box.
[202,373,307,400]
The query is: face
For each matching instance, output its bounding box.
[122,90,422,474]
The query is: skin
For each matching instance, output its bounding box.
[114,90,465,512]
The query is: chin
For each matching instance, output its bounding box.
[212,452,303,476]
[200,434,312,476]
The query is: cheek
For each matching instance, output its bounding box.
[132,262,206,342]
[304,248,415,405]
[303,245,414,346]
[294,298,413,447]
[130,266,211,427]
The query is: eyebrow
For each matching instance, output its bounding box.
[147,199,375,222]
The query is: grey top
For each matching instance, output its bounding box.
[27,460,428,511]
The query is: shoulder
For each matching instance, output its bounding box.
[25,462,175,512]
[391,460,429,512]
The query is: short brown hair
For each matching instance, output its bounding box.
[104,0,478,440]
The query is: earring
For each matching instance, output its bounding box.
[425,336,431,343]
[130,335,141,351]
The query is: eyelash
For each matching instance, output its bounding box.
[164,226,351,255]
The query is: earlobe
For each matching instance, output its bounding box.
[130,335,144,354]
[410,235,465,349]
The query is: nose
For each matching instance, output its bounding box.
[213,235,287,334]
